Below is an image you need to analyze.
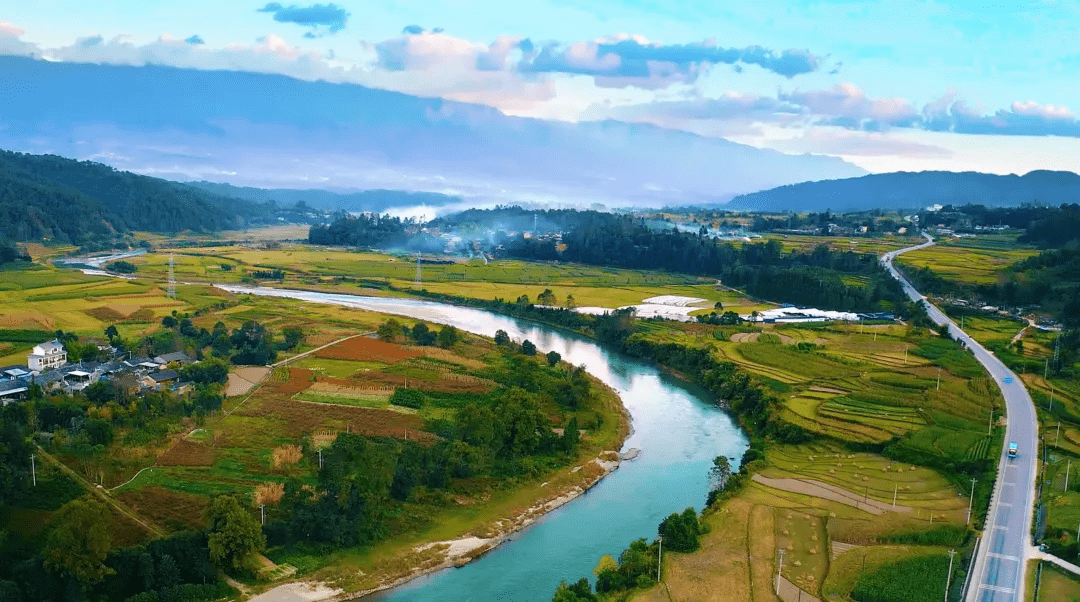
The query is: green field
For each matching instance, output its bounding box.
[897,235,1038,285]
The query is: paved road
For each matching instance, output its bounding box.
[883,235,1038,602]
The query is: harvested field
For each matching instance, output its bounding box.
[84,306,127,321]
[157,439,214,466]
[242,397,435,441]
[226,366,271,397]
[0,310,55,330]
[235,366,272,383]
[115,486,209,533]
[315,337,420,362]
[308,380,395,398]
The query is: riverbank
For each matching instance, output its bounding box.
[250,379,633,602]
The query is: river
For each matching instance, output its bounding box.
[216,285,749,602]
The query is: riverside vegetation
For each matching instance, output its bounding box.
[0,253,627,602]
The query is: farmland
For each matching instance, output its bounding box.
[896,234,1038,286]
[119,244,774,315]
[622,312,998,602]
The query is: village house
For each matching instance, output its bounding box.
[27,339,67,372]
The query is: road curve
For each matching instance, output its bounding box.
[883,235,1038,602]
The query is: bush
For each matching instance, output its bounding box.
[107,260,137,274]
[390,388,425,409]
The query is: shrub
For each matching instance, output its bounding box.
[390,388,425,409]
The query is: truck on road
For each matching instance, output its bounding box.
[1008,442,1018,458]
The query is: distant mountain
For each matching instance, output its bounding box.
[728,170,1080,213]
[0,149,278,245]
[0,56,865,206]
[187,182,462,213]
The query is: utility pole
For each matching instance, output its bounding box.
[1045,358,1049,380]
[657,537,663,582]
[1057,421,1062,448]
[988,410,994,435]
[893,483,898,509]
[167,253,176,300]
[1050,383,1056,412]
[1066,460,1071,492]
[944,549,957,602]
[966,478,977,524]
[318,449,323,470]
[776,549,785,596]
[30,453,36,487]
[937,367,941,391]
[260,504,265,525]
[415,252,422,287]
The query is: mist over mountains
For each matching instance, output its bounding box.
[728,170,1080,213]
[0,55,865,207]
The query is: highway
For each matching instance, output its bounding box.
[883,235,1039,602]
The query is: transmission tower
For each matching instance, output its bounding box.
[167,253,176,299]
[414,252,422,287]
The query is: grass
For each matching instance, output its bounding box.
[1039,562,1080,602]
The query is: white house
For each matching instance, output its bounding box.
[28,339,67,372]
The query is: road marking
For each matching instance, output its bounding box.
[993,525,1008,531]
[998,502,1012,507]
[979,584,1015,594]
[1002,481,1015,486]
[987,553,1020,562]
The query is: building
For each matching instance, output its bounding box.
[153,351,194,366]
[28,340,67,372]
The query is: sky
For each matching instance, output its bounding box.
[4,0,1080,175]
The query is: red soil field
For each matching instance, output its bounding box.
[314,337,420,363]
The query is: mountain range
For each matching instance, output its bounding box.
[0,55,865,207]
[728,170,1080,213]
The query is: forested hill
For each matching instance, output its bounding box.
[0,150,277,244]
[728,170,1080,212]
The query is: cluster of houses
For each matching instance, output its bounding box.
[0,339,198,406]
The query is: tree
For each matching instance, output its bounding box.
[104,325,119,341]
[552,578,597,602]
[561,416,580,452]
[546,350,562,367]
[521,340,537,356]
[377,319,401,342]
[282,326,304,350]
[205,495,265,572]
[437,325,459,349]
[565,294,576,309]
[714,301,724,310]
[658,508,701,552]
[537,289,557,306]
[161,315,178,329]
[494,330,510,345]
[410,323,437,346]
[708,455,732,491]
[43,497,114,585]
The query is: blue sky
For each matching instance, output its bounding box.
[4,0,1080,174]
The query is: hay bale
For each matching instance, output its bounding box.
[254,482,285,506]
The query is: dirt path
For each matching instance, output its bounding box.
[751,474,912,515]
